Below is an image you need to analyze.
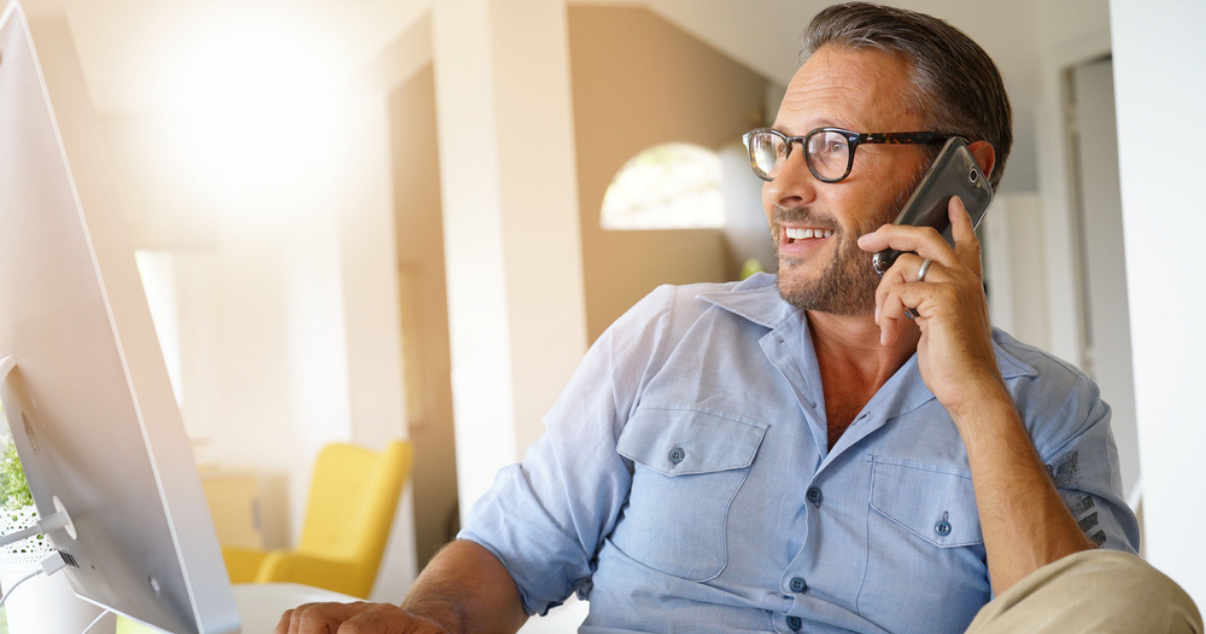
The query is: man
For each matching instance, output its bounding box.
[278,4,1200,633]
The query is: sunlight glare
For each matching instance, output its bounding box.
[161,8,351,207]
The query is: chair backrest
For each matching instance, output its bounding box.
[296,441,413,574]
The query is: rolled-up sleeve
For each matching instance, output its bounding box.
[458,285,678,615]
[1034,373,1141,554]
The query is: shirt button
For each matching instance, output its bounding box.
[668,447,685,464]
[935,520,952,536]
[787,616,802,631]
[806,486,823,508]
[789,576,808,593]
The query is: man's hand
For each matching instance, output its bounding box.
[272,540,528,634]
[857,195,1006,420]
[858,196,1095,594]
[274,601,448,634]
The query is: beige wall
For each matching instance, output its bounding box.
[390,63,458,568]
[568,6,770,341]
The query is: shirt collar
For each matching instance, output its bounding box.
[694,273,797,330]
[695,273,1037,382]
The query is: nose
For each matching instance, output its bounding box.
[763,144,819,210]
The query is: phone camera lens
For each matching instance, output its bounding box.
[969,169,979,183]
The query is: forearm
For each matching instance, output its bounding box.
[402,539,530,634]
[951,387,1095,595]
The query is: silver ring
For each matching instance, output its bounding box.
[916,258,933,282]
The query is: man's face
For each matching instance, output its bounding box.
[763,46,930,316]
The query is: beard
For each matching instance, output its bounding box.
[773,177,921,316]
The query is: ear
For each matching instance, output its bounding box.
[966,140,996,179]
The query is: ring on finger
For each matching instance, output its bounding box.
[916,257,933,283]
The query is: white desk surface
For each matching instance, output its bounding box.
[231,584,588,634]
[232,584,357,633]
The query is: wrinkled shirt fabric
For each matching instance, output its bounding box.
[459,274,1139,634]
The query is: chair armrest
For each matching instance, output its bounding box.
[222,546,269,584]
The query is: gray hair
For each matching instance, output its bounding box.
[800,2,1012,189]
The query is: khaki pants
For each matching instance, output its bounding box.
[966,550,1202,633]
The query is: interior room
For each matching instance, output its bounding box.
[3,0,1202,629]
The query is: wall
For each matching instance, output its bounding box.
[567,6,770,341]
[1111,0,1206,606]
[70,6,421,599]
[430,0,590,516]
[1032,0,1112,370]
[389,63,458,568]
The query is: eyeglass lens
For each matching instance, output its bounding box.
[749,130,851,182]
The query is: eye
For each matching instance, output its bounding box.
[809,132,848,162]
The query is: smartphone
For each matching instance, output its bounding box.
[871,136,994,276]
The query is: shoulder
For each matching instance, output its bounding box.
[990,328,1105,452]
[612,273,785,340]
[991,328,1088,391]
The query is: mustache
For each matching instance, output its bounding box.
[771,205,840,233]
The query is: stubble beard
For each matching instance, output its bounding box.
[774,180,920,316]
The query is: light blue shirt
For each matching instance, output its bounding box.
[460,273,1139,634]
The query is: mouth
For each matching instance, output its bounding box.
[776,225,836,261]
[783,227,835,244]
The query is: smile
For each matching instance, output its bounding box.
[784,227,834,242]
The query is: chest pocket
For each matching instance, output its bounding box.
[859,457,989,634]
[870,459,984,547]
[611,404,768,581]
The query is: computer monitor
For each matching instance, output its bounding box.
[0,3,240,632]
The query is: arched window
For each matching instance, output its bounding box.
[600,143,724,230]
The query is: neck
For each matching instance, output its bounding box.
[806,310,919,386]
[807,309,919,449]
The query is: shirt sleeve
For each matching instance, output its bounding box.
[1034,373,1142,554]
[457,285,679,616]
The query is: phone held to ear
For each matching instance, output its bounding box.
[871,136,994,276]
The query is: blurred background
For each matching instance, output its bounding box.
[13,0,1203,612]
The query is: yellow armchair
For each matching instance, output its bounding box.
[222,440,414,598]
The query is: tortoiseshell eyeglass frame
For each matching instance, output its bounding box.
[742,127,960,183]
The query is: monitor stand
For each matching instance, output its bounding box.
[0,356,77,549]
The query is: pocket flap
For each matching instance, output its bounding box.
[870,458,984,547]
[617,405,767,476]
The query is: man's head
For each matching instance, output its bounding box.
[800,2,1012,190]
[760,2,1010,315]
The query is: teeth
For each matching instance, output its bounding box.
[785,228,834,240]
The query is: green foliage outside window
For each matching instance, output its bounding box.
[0,430,32,510]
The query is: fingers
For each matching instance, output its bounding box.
[274,602,369,634]
[857,223,958,269]
[857,195,983,274]
[875,249,975,343]
[275,602,446,634]
[948,196,983,277]
[275,608,293,634]
[875,253,939,344]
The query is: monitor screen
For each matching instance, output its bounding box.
[0,3,239,632]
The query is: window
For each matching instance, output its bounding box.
[600,143,724,230]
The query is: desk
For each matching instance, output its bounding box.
[106,584,356,634]
[2,584,589,634]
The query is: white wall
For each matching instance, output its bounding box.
[1111,0,1206,607]
[431,0,589,514]
[982,193,1048,349]
[1032,0,1112,370]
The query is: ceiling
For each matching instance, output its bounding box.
[18,0,1042,108]
[16,0,1082,191]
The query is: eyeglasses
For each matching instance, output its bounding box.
[742,127,955,183]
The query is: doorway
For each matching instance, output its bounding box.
[389,63,459,567]
[1065,55,1141,508]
